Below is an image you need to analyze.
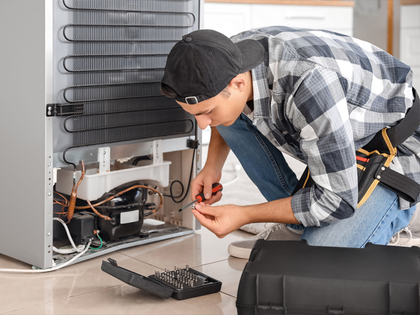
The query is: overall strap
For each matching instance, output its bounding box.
[363,87,420,153]
[387,87,420,147]
[292,88,420,204]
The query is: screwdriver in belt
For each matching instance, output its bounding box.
[178,183,223,212]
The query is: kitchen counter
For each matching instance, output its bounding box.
[203,0,354,37]
[401,0,420,5]
[205,0,354,7]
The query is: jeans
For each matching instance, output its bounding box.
[216,113,417,248]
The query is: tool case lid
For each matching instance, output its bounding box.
[237,240,420,315]
[101,258,174,298]
[247,240,420,283]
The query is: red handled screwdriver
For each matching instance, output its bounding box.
[178,183,223,212]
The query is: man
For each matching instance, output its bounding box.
[160,26,420,258]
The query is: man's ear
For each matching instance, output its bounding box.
[229,75,246,92]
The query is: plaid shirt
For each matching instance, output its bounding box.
[231,26,420,227]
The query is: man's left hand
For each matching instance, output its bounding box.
[191,203,250,238]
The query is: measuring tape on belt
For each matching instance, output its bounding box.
[293,88,420,208]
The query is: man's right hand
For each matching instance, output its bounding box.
[192,127,230,205]
[191,165,223,205]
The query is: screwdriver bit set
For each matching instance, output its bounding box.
[150,265,207,290]
[102,258,222,300]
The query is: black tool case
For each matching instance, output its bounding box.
[236,240,420,315]
[101,258,222,300]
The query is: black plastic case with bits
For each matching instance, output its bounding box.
[101,258,222,300]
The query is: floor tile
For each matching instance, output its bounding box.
[196,257,248,298]
[0,253,156,314]
[3,284,238,315]
[118,228,251,269]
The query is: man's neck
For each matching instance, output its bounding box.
[246,70,254,103]
[246,100,254,112]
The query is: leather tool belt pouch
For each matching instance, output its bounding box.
[293,88,420,208]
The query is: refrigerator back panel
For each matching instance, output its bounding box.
[52,0,198,159]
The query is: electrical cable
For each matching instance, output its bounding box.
[89,233,103,250]
[52,218,85,254]
[0,240,92,273]
[0,218,96,273]
[165,180,184,199]
[52,246,84,255]
[166,148,196,204]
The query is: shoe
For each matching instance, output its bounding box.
[228,223,303,259]
[240,222,277,235]
[388,226,420,247]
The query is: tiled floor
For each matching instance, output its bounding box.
[0,146,258,315]
[0,143,419,315]
[0,227,251,315]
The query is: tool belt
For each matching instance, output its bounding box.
[293,88,420,208]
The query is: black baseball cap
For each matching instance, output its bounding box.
[161,29,265,104]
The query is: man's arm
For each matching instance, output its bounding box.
[288,68,357,227]
[193,68,356,237]
[205,127,231,177]
[191,127,231,202]
[192,197,299,238]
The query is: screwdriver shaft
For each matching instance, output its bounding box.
[178,198,199,212]
[177,183,223,212]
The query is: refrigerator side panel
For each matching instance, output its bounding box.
[0,0,53,268]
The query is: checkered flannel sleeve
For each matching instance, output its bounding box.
[289,67,358,227]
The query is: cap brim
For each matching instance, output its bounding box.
[236,39,265,73]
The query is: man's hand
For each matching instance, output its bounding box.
[191,127,229,203]
[192,197,300,238]
[190,166,222,204]
[192,203,250,238]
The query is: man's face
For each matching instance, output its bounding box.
[176,88,247,130]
